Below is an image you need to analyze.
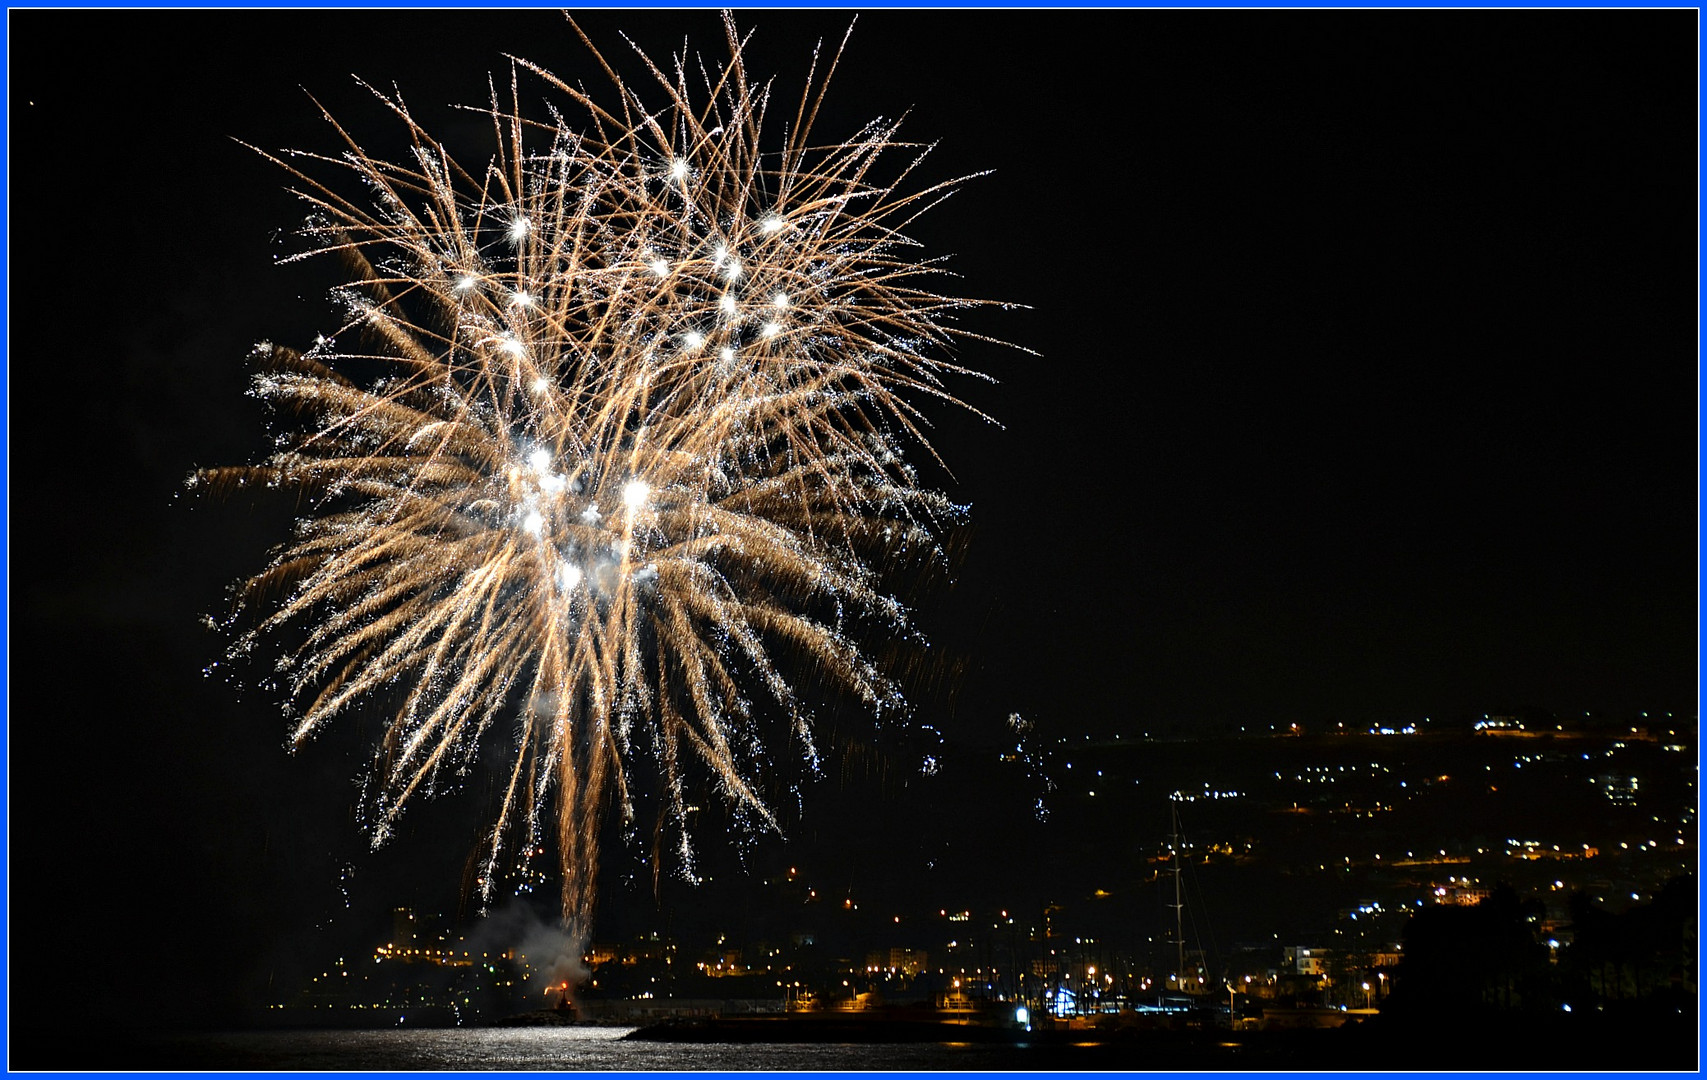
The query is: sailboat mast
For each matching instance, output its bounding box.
[1170,800,1185,988]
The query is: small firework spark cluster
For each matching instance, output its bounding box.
[199,15,1003,934]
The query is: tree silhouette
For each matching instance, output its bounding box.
[1384,885,1549,1015]
[1565,875,1696,1008]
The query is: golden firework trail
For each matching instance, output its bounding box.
[197,14,1009,934]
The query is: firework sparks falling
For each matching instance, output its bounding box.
[198,15,1011,935]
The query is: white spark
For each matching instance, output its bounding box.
[558,561,583,591]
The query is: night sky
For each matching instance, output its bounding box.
[9,9,1695,1033]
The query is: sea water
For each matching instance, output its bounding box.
[101,1026,1141,1072]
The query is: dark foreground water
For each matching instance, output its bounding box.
[21,1025,1276,1072]
[21,1010,1697,1072]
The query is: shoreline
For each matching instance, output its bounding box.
[10,1006,1694,1073]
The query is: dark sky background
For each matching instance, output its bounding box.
[8,9,1696,1033]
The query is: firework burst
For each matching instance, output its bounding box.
[198,14,1008,934]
